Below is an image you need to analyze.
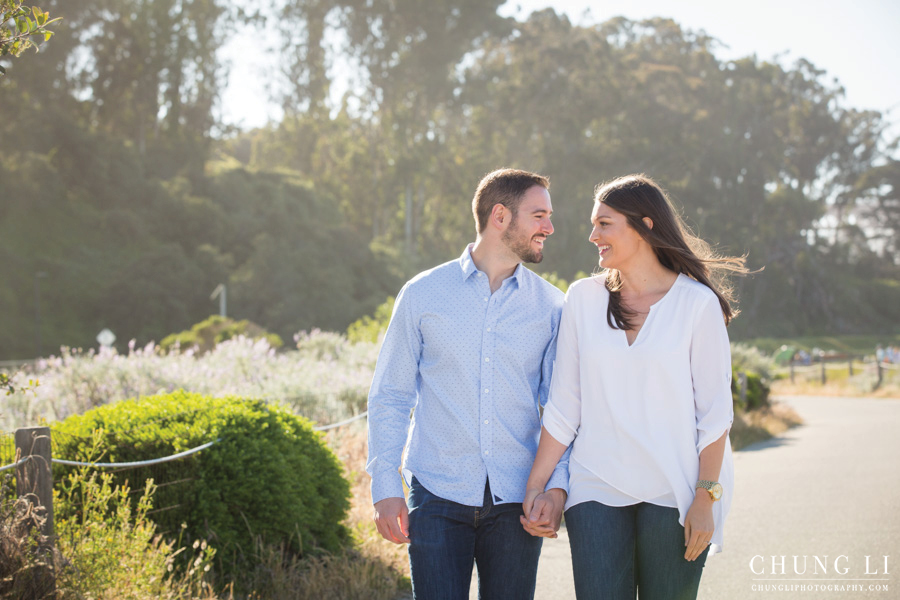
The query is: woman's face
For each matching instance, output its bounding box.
[589,201,646,270]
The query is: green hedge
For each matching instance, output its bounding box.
[51,391,350,576]
[731,367,770,411]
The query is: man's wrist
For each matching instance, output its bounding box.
[545,487,567,502]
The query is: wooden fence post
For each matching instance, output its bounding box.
[790,361,795,384]
[820,360,826,385]
[15,426,54,539]
[738,371,748,407]
[848,357,854,377]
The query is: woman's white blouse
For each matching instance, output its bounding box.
[542,274,734,554]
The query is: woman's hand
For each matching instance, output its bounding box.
[683,492,714,561]
[520,487,566,538]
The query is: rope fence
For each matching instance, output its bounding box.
[0,410,368,474]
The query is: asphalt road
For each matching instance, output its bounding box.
[463,395,900,599]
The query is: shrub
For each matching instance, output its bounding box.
[730,343,777,381]
[51,392,351,580]
[346,297,394,344]
[54,467,216,598]
[160,315,284,354]
[731,366,770,411]
[2,332,377,431]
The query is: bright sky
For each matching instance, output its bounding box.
[220,0,900,133]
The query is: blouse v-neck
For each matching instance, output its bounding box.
[622,273,683,348]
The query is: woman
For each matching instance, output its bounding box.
[523,174,746,599]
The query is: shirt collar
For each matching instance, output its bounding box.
[458,243,523,288]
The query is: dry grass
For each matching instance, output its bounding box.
[771,378,900,399]
[0,492,58,600]
[324,424,411,583]
[730,401,803,450]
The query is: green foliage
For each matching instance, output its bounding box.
[730,343,777,382]
[1,436,214,599]
[160,315,284,354]
[1,3,899,359]
[51,392,351,580]
[346,297,395,344]
[55,450,216,597]
[0,1,59,75]
[731,367,770,411]
[0,371,39,398]
[538,271,593,294]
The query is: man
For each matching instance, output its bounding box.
[366,168,569,600]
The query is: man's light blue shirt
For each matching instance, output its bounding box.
[367,244,568,507]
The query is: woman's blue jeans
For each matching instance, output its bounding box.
[565,501,708,600]
[406,476,543,600]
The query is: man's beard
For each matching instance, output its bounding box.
[502,216,544,264]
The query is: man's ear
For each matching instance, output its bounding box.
[490,204,509,230]
[642,216,653,230]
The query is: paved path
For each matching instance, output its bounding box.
[464,395,900,599]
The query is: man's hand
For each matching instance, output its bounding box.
[520,487,566,538]
[373,497,411,544]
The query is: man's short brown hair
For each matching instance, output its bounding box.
[472,168,550,233]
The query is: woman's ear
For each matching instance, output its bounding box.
[642,217,653,230]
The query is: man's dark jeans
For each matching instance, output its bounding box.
[407,476,542,600]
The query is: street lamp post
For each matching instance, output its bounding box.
[34,271,48,358]
[210,284,226,318]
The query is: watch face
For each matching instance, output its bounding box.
[711,483,723,500]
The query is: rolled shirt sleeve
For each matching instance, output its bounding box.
[539,303,571,493]
[690,294,734,454]
[542,287,582,448]
[366,283,421,503]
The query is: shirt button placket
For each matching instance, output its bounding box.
[480,278,494,472]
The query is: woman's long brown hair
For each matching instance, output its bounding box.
[594,174,748,330]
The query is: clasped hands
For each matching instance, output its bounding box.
[520,487,566,538]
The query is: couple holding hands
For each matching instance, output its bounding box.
[367,168,744,600]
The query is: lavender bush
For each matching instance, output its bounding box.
[2,330,379,431]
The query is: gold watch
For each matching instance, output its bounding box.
[696,480,723,501]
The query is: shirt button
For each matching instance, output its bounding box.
[484,450,489,455]
[486,327,491,332]
[484,388,489,393]
[477,272,483,277]
[484,357,490,362]
[484,297,488,302]
[484,420,489,424]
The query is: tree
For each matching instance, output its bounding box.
[0,1,59,75]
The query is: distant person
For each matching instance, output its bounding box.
[367,168,568,600]
[876,344,885,364]
[523,174,747,600]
